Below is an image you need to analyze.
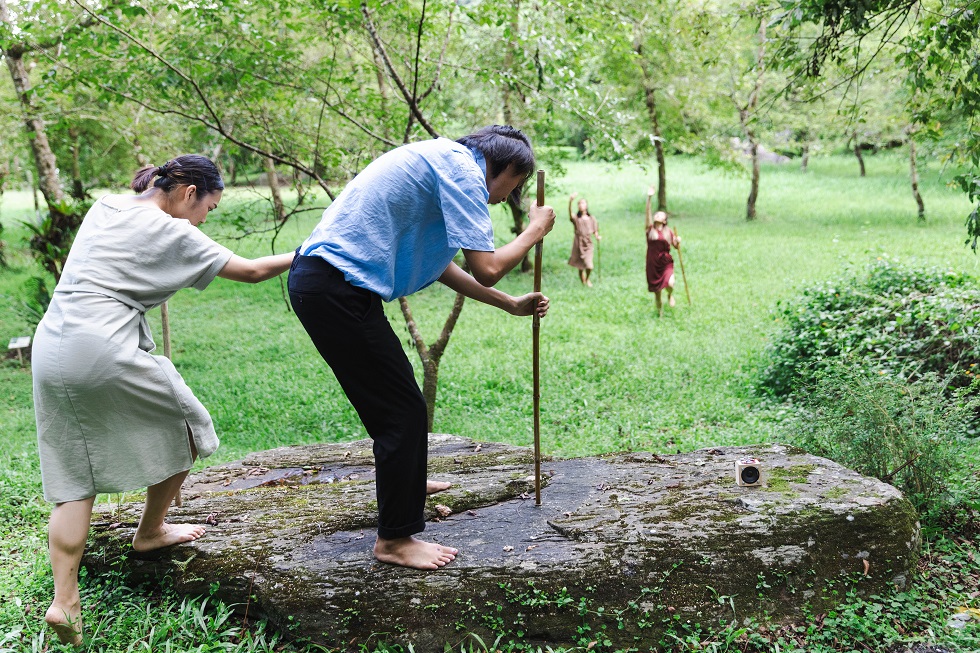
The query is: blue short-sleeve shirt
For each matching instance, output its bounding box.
[300,138,495,301]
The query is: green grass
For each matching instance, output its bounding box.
[1,152,978,651]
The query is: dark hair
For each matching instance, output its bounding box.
[131,154,224,197]
[456,125,535,203]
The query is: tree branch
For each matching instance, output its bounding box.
[430,291,466,361]
[361,2,440,138]
[69,0,226,134]
[39,35,337,198]
[419,9,454,103]
[398,297,430,364]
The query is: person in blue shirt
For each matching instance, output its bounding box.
[289,125,556,570]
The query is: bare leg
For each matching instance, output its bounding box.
[374,536,458,570]
[133,431,206,552]
[585,269,593,287]
[426,480,451,494]
[655,290,663,318]
[132,469,206,552]
[578,269,587,285]
[46,496,95,646]
[667,275,676,307]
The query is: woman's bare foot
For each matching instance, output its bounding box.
[426,480,451,494]
[668,294,676,307]
[374,536,458,570]
[132,523,206,552]
[45,601,82,646]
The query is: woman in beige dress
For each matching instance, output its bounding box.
[32,154,294,645]
[567,193,600,286]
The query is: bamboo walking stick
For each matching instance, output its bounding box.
[533,170,545,506]
[595,232,601,282]
[672,224,692,306]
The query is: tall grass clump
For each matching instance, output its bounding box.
[788,363,976,512]
[759,258,980,516]
[759,257,980,401]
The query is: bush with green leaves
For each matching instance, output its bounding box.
[759,258,980,399]
[788,363,977,513]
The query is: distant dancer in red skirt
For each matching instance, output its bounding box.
[645,186,680,317]
[567,193,600,286]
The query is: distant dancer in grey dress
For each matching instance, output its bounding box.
[32,154,294,646]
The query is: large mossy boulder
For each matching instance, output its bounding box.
[85,435,919,650]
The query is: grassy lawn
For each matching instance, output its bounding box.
[0,152,977,651]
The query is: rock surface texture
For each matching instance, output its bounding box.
[85,435,920,650]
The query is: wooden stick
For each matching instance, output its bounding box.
[161,301,173,359]
[533,170,545,506]
[595,231,601,282]
[161,301,183,508]
[672,224,692,306]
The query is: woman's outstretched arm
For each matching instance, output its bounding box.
[218,252,295,283]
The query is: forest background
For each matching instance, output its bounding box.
[1,0,980,651]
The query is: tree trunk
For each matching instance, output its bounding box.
[507,193,532,272]
[741,19,766,222]
[421,360,439,434]
[502,0,520,126]
[399,289,466,431]
[211,140,224,176]
[3,9,78,280]
[852,131,866,177]
[4,51,65,210]
[746,140,760,220]
[634,32,667,212]
[69,125,85,200]
[132,135,150,167]
[908,131,925,221]
[800,142,810,172]
[264,156,286,223]
[25,166,40,221]
[641,81,668,212]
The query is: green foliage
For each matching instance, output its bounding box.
[20,199,90,280]
[759,258,980,398]
[788,363,975,511]
[14,276,50,330]
[771,0,980,247]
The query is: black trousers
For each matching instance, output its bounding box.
[288,254,427,539]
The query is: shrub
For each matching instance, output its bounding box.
[788,363,977,513]
[759,258,980,399]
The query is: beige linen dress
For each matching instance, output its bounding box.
[32,196,233,503]
[567,213,597,271]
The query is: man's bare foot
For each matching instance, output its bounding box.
[586,279,593,287]
[426,480,451,494]
[132,523,206,552]
[45,601,82,646]
[374,536,458,570]
[668,294,676,307]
